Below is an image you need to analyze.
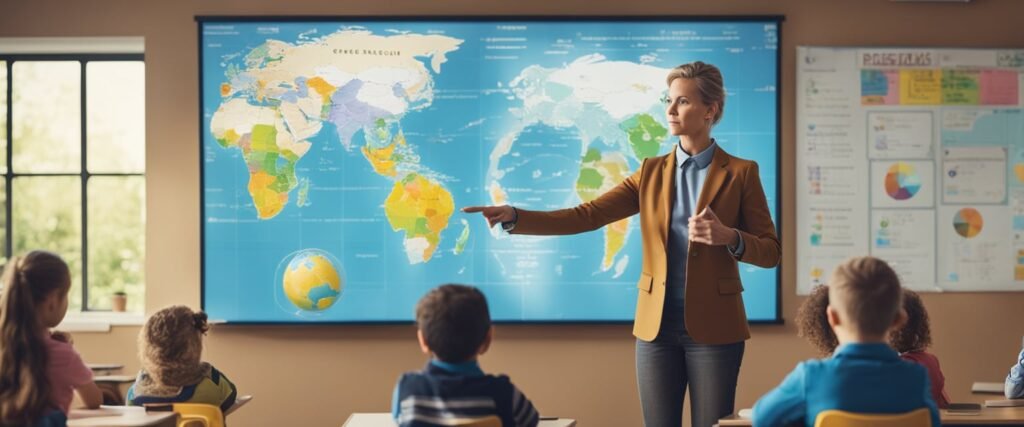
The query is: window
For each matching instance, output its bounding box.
[1,51,145,313]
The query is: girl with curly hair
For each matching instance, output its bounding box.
[890,289,950,408]
[795,285,838,357]
[127,305,238,412]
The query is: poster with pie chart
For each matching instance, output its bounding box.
[885,162,922,200]
[872,161,934,208]
[952,207,983,238]
[937,205,1014,291]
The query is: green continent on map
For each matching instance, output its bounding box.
[576,149,633,271]
[244,124,300,219]
[454,219,470,255]
[384,173,456,264]
[620,113,668,160]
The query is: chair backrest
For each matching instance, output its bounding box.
[452,415,502,427]
[814,408,931,427]
[172,403,225,427]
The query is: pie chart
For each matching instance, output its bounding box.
[885,162,921,200]
[953,208,983,238]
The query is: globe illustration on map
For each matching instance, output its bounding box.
[277,249,344,314]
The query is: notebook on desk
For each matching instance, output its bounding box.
[973,382,1006,394]
[985,399,1024,407]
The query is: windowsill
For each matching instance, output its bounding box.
[57,311,145,332]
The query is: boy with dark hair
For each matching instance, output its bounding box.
[392,284,539,427]
[753,257,939,427]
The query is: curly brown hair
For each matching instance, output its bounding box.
[796,285,838,357]
[889,289,931,353]
[139,306,210,387]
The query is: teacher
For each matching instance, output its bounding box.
[464,61,780,427]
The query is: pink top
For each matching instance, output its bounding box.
[901,350,951,409]
[43,337,94,413]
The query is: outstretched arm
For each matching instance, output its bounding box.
[463,164,644,236]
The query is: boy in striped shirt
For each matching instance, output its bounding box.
[392,284,539,427]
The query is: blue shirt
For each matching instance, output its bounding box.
[663,141,744,329]
[1006,348,1024,399]
[752,343,940,427]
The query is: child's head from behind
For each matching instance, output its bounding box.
[796,285,838,356]
[0,250,71,423]
[415,284,492,363]
[139,305,209,386]
[827,256,904,341]
[889,289,931,353]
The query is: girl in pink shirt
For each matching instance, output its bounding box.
[890,289,951,408]
[0,250,102,425]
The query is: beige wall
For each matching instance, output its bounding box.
[3,1,1024,426]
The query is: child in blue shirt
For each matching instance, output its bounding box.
[392,284,539,427]
[1007,347,1024,399]
[753,256,940,427]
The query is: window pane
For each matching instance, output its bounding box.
[87,177,144,312]
[1,61,7,173]
[87,62,144,173]
[12,177,82,311]
[12,61,81,173]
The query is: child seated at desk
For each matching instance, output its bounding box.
[795,285,950,408]
[392,284,539,427]
[127,306,237,412]
[753,256,939,427]
[1007,347,1024,399]
[0,251,102,426]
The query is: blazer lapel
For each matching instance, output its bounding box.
[659,149,676,244]
[695,147,731,215]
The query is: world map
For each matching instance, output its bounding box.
[201,21,780,322]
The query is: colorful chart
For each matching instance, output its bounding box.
[953,207,984,238]
[884,162,922,200]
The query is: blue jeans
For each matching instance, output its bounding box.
[636,326,745,427]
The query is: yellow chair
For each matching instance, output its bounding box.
[453,415,502,427]
[814,408,931,427]
[170,403,225,427]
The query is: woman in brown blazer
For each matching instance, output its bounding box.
[464,61,780,427]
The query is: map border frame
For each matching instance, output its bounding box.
[196,15,785,325]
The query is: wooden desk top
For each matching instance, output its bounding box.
[68,406,177,427]
[942,406,1024,425]
[717,406,1024,426]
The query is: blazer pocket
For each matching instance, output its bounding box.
[718,278,744,295]
[637,273,653,293]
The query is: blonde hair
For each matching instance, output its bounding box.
[666,61,726,125]
[828,256,903,337]
[139,305,209,387]
[0,251,71,424]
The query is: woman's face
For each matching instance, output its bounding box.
[665,77,715,137]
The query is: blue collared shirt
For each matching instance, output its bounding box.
[1006,348,1024,399]
[753,342,940,427]
[663,141,744,329]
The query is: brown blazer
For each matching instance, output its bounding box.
[512,146,780,344]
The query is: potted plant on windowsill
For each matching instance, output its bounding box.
[112,291,127,312]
